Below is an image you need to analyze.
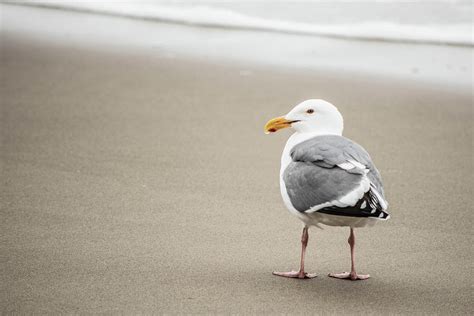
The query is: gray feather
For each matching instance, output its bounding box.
[283,135,386,214]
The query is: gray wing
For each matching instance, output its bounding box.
[283,135,389,219]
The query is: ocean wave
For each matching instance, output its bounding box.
[10,1,474,47]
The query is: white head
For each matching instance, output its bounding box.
[264,99,344,136]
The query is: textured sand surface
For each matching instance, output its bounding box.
[1,33,472,314]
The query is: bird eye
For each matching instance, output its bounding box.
[306,109,314,114]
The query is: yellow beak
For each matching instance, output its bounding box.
[264,116,294,134]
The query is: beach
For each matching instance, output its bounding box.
[1,5,473,314]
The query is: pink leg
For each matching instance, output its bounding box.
[273,226,317,279]
[329,228,370,281]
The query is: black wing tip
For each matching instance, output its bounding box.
[316,207,390,219]
[316,189,390,220]
[374,210,390,220]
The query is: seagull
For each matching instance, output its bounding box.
[264,99,389,281]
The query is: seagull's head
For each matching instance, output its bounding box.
[264,99,344,135]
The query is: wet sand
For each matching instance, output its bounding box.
[1,28,473,314]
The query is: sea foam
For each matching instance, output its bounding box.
[11,1,474,47]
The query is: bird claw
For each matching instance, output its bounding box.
[328,271,370,280]
[273,270,317,279]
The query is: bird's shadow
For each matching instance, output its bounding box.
[243,269,440,314]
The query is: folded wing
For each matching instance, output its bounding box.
[283,135,389,220]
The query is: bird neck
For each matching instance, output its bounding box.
[292,129,342,144]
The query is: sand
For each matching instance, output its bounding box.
[2,21,473,315]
